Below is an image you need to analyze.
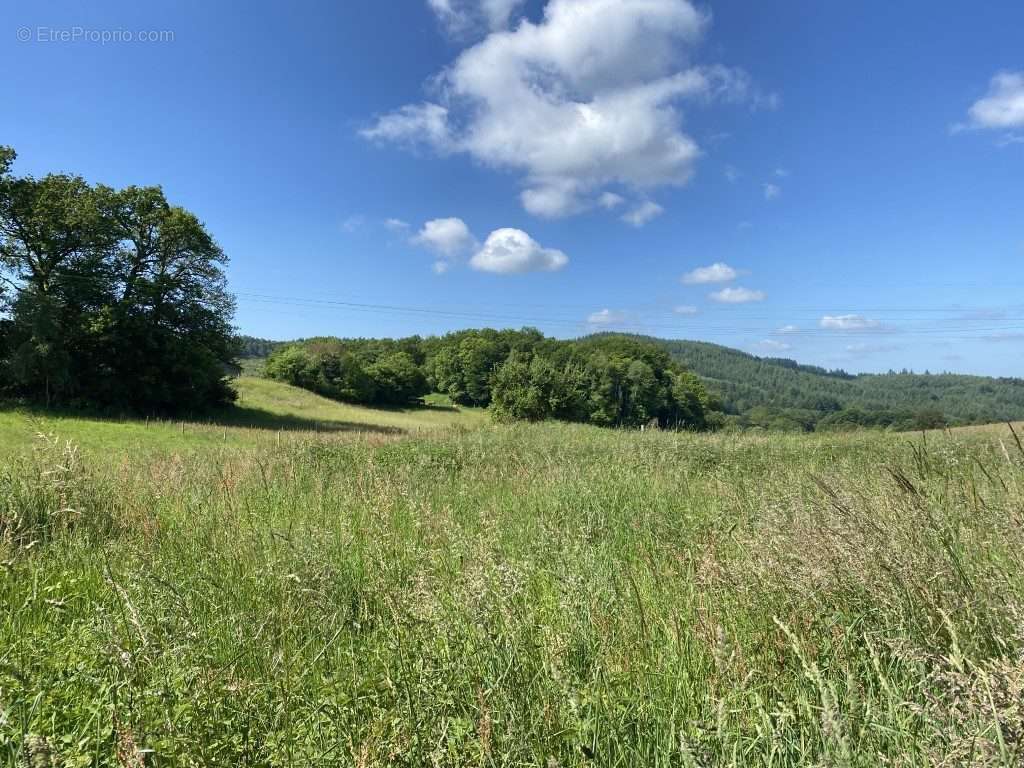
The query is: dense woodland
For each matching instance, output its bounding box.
[254,331,1024,431]
[656,337,1024,430]
[265,330,716,429]
[0,147,237,413]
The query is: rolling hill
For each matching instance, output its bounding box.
[238,334,1024,429]
[654,337,1024,427]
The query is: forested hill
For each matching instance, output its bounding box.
[648,336,1024,429]
[238,333,1024,430]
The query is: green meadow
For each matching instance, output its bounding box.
[3,380,1024,766]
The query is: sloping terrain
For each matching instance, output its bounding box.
[655,337,1024,422]
[0,377,484,458]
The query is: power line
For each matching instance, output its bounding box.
[233,292,1024,341]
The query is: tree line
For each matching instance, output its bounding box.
[655,336,1024,431]
[260,328,1024,431]
[0,147,237,413]
[265,330,719,429]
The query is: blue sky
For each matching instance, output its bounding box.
[2,0,1022,375]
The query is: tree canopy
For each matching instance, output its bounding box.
[266,330,718,429]
[0,147,238,413]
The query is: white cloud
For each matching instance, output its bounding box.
[763,182,781,200]
[774,167,790,177]
[411,219,567,275]
[428,0,527,34]
[724,164,740,183]
[755,339,791,353]
[776,324,799,334]
[673,305,698,315]
[385,218,409,231]
[819,314,881,331]
[710,286,765,303]
[964,71,1024,130]
[368,0,772,217]
[412,217,476,258]
[587,308,626,325]
[682,262,738,284]
[361,103,452,149]
[481,0,527,30]
[470,228,569,274]
[521,180,585,218]
[622,201,665,227]
[599,192,625,210]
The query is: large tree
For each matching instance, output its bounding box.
[0,147,238,412]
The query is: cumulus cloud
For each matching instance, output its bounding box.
[709,286,765,303]
[412,217,476,257]
[682,262,738,285]
[470,228,569,274]
[361,103,452,149]
[366,0,773,217]
[411,218,568,275]
[819,314,881,331]
[763,182,781,200]
[622,201,665,227]
[587,308,626,325]
[962,71,1024,130]
[428,0,527,34]
[673,305,698,315]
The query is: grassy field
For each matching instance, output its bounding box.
[2,386,1024,766]
[0,378,486,459]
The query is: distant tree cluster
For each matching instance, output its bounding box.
[487,334,716,429]
[266,330,718,429]
[265,337,429,407]
[0,147,238,413]
[238,335,287,359]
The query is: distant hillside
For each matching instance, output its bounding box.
[238,331,1024,430]
[650,337,1024,428]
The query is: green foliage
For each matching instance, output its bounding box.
[366,351,429,406]
[237,334,287,358]
[267,330,715,429]
[489,334,713,429]
[422,327,542,406]
[653,336,1024,430]
[265,337,429,406]
[0,147,237,414]
[490,351,571,422]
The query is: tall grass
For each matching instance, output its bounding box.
[2,422,1023,765]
